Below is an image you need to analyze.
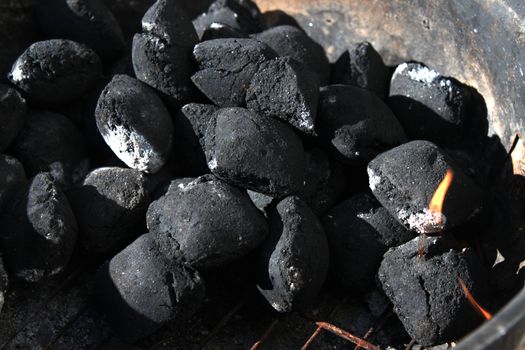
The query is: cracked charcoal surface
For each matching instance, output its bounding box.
[253,25,330,85]
[388,62,473,147]
[378,236,490,346]
[256,196,329,312]
[201,22,248,41]
[37,0,125,60]
[193,0,262,40]
[95,233,205,342]
[192,38,276,107]
[68,167,150,254]
[173,103,218,175]
[205,107,306,197]
[246,56,320,135]
[0,84,26,152]
[132,0,199,107]
[332,41,390,99]
[317,84,407,163]
[367,140,484,234]
[147,175,268,269]
[0,172,77,283]
[9,110,89,186]
[95,74,174,173]
[8,39,102,106]
[0,155,27,211]
[322,193,415,293]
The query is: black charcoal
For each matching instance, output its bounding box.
[205,107,306,197]
[253,25,330,84]
[388,62,472,147]
[246,56,320,135]
[0,84,26,152]
[378,236,489,346]
[95,75,174,173]
[37,0,125,60]
[256,196,329,312]
[0,173,77,282]
[317,84,406,163]
[0,155,27,211]
[173,103,218,175]
[261,10,303,30]
[10,111,89,186]
[202,22,248,41]
[332,41,390,99]
[69,167,150,254]
[147,176,268,269]
[193,0,262,39]
[95,234,205,342]
[322,193,415,293]
[0,256,7,313]
[132,0,199,107]
[8,39,102,106]
[192,38,276,107]
[247,190,274,215]
[367,140,484,234]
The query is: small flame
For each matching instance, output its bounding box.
[428,168,455,226]
[457,276,492,320]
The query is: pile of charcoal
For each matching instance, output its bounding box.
[0,0,519,348]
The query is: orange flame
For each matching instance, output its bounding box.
[429,168,455,225]
[457,276,492,320]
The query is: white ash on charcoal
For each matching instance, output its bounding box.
[389,62,473,148]
[204,107,306,197]
[8,39,102,106]
[147,175,268,269]
[132,0,199,107]
[331,41,391,99]
[256,196,329,312]
[317,84,407,163]
[192,38,276,107]
[9,110,89,186]
[36,0,125,61]
[253,25,330,84]
[193,0,262,40]
[0,255,7,313]
[367,140,484,234]
[68,167,150,254]
[95,74,174,173]
[0,155,27,211]
[322,193,416,293]
[173,103,218,175]
[378,236,490,346]
[0,84,26,152]
[246,56,320,135]
[95,233,205,342]
[201,22,248,41]
[0,172,77,283]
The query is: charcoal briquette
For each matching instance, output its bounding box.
[332,41,390,99]
[317,84,407,163]
[68,167,150,254]
[8,39,102,106]
[253,25,330,84]
[246,56,320,135]
[247,190,275,215]
[192,38,276,107]
[256,196,329,312]
[367,140,484,234]
[95,233,205,342]
[322,193,415,293]
[0,173,77,283]
[147,175,268,269]
[0,255,7,313]
[388,62,473,147]
[205,107,306,197]
[378,236,490,346]
[10,111,89,186]
[95,74,174,173]
[0,155,27,212]
[201,22,248,41]
[0,84,26,152]
[37,0,125,60]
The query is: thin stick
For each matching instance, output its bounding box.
[315,322,381,350]
[405,339,416,350]
[249,319,279,350]
[354,310,394,350]
[201,296,247,346]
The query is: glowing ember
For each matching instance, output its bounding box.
[457,276,492,320]
[428,168,454,228]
